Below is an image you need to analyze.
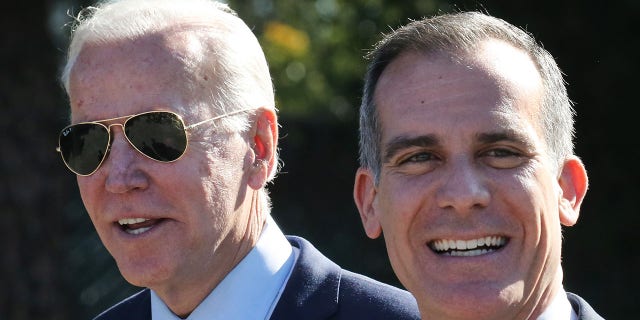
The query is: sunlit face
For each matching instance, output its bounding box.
[355,40,585,319]
[68,34,259,300]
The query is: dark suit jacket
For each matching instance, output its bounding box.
[93,236,420,320]
[567,292,604,320]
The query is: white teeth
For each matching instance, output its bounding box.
[117,218,154,235]
[446,248,490,257]
[431,236,507,255]
[126,226,152,235]
[118,218,149,225]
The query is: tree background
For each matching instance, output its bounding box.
[1,0,637,319]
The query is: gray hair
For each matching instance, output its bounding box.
[359,11,574,182]
[61,0,279,205]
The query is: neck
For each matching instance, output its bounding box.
[155,190,267,317]
[523,267,564,320]
[417,267,565,320]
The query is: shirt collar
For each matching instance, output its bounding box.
[151,215,295,320]
[536,287,578,320]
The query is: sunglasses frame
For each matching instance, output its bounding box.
[57,108,253,176]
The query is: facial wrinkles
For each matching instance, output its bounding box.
[70,43,191,123]
[170,147,236,291]
[514,224,557,319]
[196,136,237,202]
[502,157,560,319]
[376,189,422,293]
[209,132,251,208]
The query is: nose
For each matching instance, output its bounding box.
[436,157,490,213]
[102,127,149,193]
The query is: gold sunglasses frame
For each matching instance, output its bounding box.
[57,108,253,176]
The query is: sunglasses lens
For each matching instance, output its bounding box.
[59,123,110,175]
[125,112,187,162]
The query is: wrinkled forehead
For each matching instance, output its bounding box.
[72,30,199,81]
[67,38,197,121]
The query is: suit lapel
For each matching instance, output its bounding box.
[269,236,341,320]
[93,289,151,320]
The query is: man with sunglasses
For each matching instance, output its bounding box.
[353,11,603,320]
[56,0,419,319]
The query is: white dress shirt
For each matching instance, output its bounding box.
[536,287,578,320]
[151,216,297,320]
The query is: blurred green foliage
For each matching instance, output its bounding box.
[230,0,455,121]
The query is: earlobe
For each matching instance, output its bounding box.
[247,107,278,190]
[558,156,589,226]
[354,168,382,239]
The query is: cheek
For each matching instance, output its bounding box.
[377,182,410,224]
[514,169,560,221]
[194,135,248,177]
[376,177,431,239]
[193,142,248,210]
[504,169,562,253]
[381,172,437,206]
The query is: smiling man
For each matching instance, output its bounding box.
[56,0,420,319]
[353,12,603,320]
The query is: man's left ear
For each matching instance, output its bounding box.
[248,107,278,190]
[557,156,589,226]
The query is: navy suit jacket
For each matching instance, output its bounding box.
[93,236,420,320]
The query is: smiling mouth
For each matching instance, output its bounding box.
[428,236,508,257]
[117,218,162,235]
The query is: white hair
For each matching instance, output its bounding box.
[62,0,279,205]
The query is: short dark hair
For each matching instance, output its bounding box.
[359,11,574,182]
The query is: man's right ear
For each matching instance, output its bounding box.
[354,167,382,239]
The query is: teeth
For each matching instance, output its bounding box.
[431,236,507,255]
[118,218,149,225]
[445,248,490,257]
[126,226,152,235]
[117,218,154,235]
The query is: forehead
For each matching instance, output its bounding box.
[68,32,200,121]
[71,31,195,84]
[374,39,544,144]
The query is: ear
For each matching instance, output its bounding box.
[354,167,382,239]
[247,107,278,190]
[557,156,589,226]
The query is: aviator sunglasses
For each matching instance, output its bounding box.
[57,108,252,176]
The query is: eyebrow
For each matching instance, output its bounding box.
[382,129,535,163]
[476,130,536,150]
[383,134,439,163]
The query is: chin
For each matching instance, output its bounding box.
[416,281,523,320]
[116,256,174,288]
